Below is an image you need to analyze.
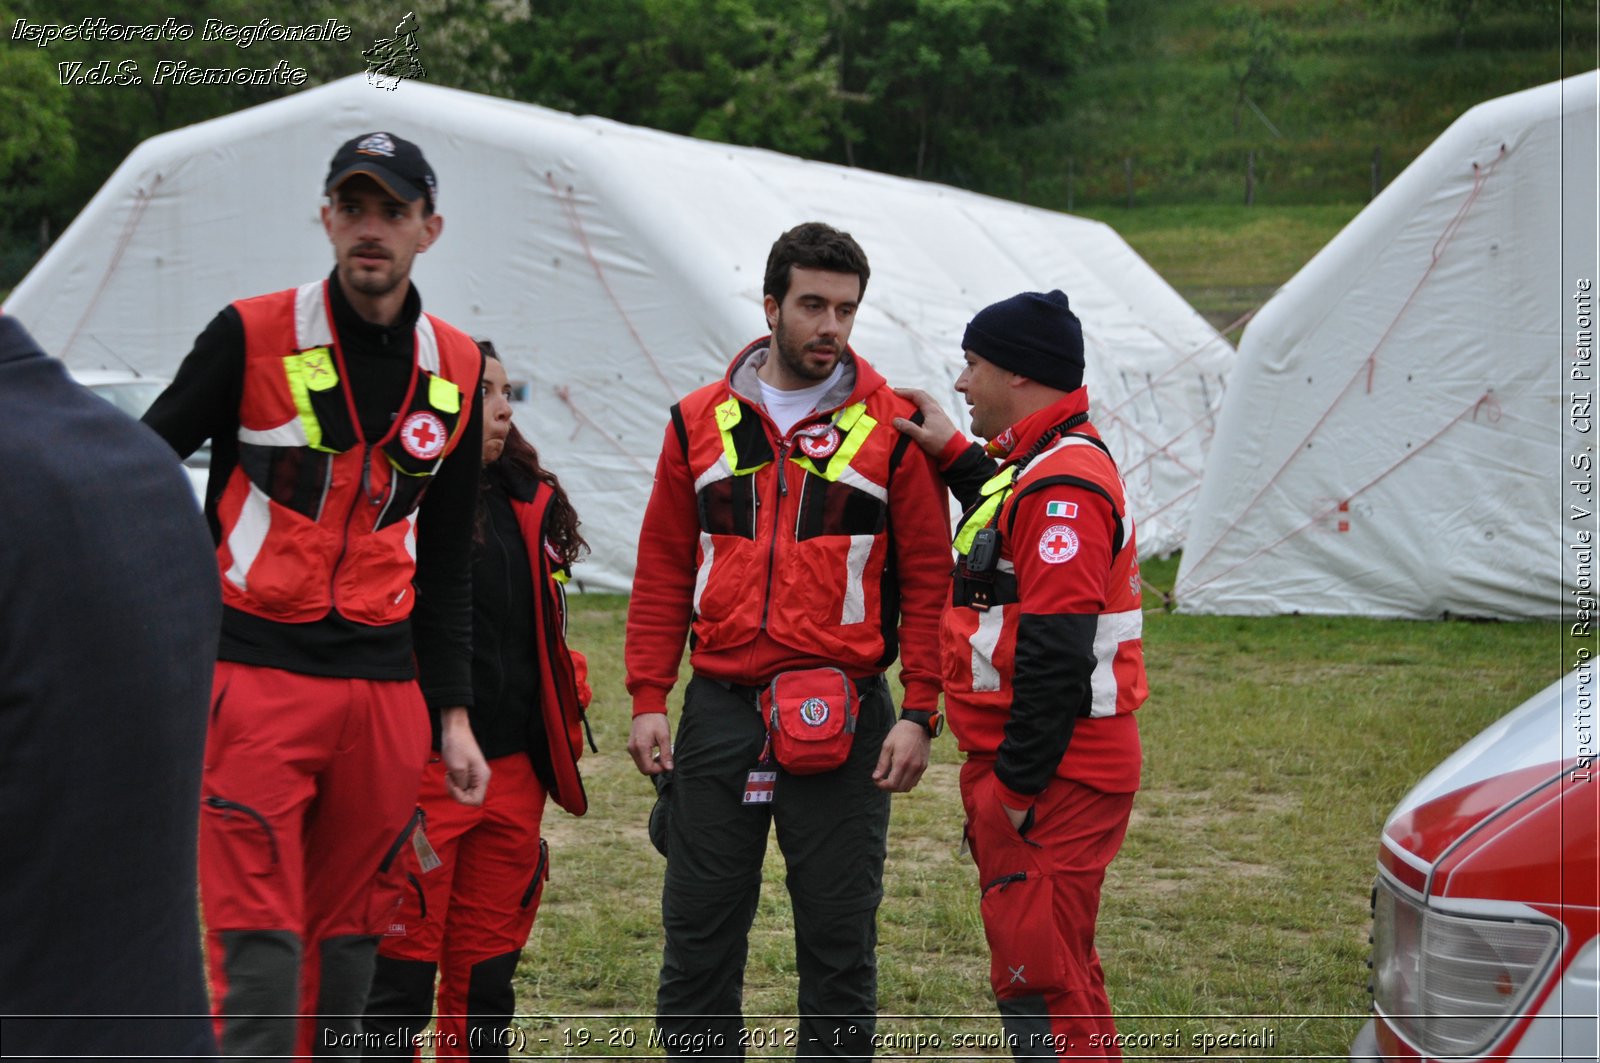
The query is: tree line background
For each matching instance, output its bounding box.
[1,0,1595,286]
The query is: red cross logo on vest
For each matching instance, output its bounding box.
[401,411,447,460]
[796,423,842,461]
[1038,523,1080,564]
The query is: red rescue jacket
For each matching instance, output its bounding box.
[626,339,949,714]
[214,280,481,625]
[510,485,591,816]
[942,391,1146,797]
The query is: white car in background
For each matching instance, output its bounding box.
[71,369,210,504]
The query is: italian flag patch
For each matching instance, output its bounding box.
[1046,500,1078,518]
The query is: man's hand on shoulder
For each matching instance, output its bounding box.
[891,386,959,457]
[440,706,490,805]
[873,719,931,793]
[628,712,674,775]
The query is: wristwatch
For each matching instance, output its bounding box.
[899,709,944,737]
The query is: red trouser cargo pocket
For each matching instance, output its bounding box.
[203,795,280,878]
[520,838,550,910]
[369,807,426,937]
[980,868,1070,998]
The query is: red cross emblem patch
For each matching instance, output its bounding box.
[401,411,447,460]
[796,424,842,460]
[1038,523,1080,564]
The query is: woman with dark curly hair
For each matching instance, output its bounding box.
[363,342,591,1059]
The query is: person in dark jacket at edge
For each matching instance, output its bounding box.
[0,313,220,1061]
[140,132,489,1059]
[362,342,593,1059]
[892,291,1148,1062]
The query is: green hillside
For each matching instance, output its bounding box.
[988,0,1596,210]
[1074,203,1356,334]
[1020,1,1594,331]
[0,0,1592,300]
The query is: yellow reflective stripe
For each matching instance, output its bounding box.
[978,466,1018,497]
[952,466,1018,554]
[428,373,461,415]
[714,397,770,476]
[281,347,338,453]
[385,452,434,478]
[831,408,875,469]
[791,403,874,481]
[834,402,867,432]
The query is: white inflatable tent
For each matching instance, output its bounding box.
[1175,71,1598,619]
[7,76,1231,591]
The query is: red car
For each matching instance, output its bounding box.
[1352,669,1599,1061]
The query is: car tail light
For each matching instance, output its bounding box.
[1372,877,1561,1057]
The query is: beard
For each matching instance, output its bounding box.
[340,245,407,298]
[772,315,837,383]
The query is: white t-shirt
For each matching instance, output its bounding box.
[759,362,845,437]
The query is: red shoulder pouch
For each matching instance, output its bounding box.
[761,667,858,775]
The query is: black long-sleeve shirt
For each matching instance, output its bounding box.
[142,271,481,709]
[467,462,546,759]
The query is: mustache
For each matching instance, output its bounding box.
[351,243,392,260]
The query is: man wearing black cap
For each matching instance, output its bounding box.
[895,290,1147,1061]
[142,132,487,1058]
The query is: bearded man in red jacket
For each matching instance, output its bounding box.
[624,222,951,1060]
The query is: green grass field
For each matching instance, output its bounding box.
[503,553,1566,1059]
[1007,0,1598,211]
[1077,203,1361,337]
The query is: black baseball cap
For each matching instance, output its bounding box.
[324,132,437,210]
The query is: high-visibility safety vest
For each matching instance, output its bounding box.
[213,280,481,625]
[668,365,920,671]
[943,431,1146,738]
[510,486,589,817]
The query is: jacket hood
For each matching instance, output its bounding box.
[725,337,885,416]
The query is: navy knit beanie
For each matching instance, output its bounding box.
[961,289,1084,392]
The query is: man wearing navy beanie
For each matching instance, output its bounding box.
[895,290,1147,1061]
[960,289,1086,394]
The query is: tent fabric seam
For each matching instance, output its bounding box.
[1178,389,1493,599]
[1178,151,1505,584]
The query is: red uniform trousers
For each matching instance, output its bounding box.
[365,754,549,1060]
[960,758,1135,1063]
[199,661,431,1059]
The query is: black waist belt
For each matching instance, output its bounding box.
[701,672,884,700]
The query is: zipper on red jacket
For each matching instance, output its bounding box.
[757,434,793,632]
[319,279,422,612]
[329,442,374,606]
[753,398,845,631]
